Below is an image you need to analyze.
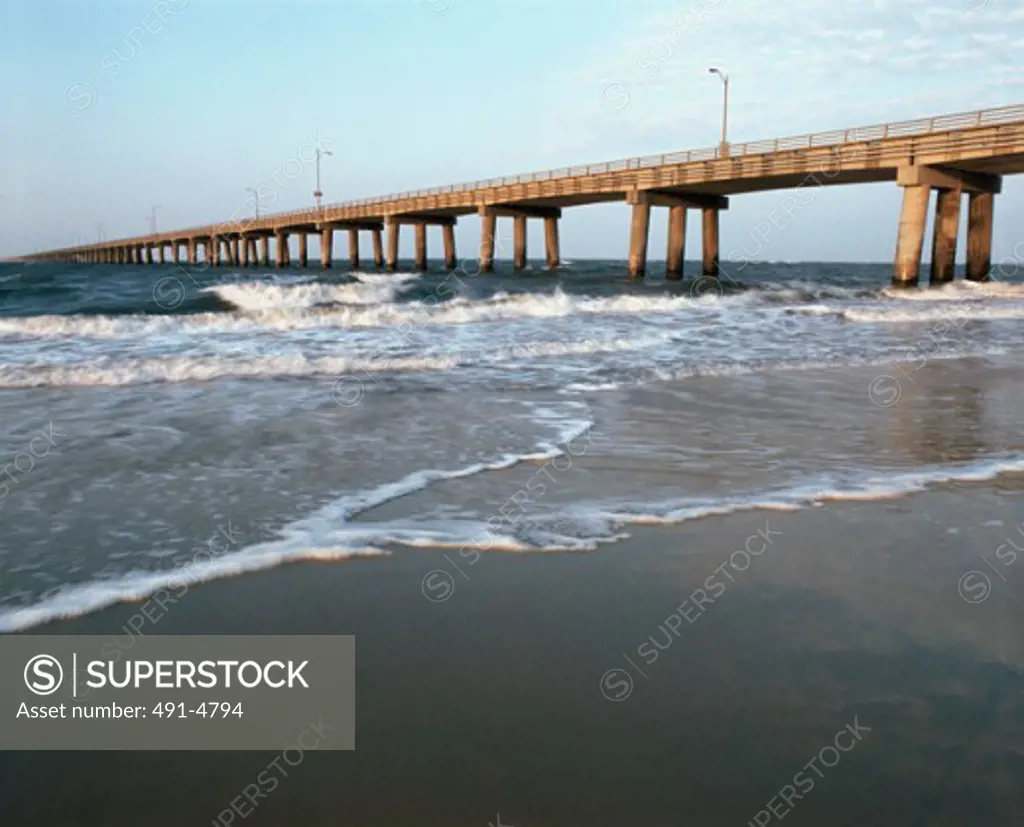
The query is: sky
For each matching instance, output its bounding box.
[2,0,1024,264]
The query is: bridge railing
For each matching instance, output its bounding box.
[259,103,1024,222]
[54,102,1024,251]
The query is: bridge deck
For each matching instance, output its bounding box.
[29,103,1024,283]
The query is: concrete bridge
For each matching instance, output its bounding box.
[26,104,1024,286]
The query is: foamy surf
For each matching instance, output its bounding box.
[0,546,389,634]
[205,273,422,310]
[0,337,666,388]
[0,288,734,341]
[0,413,594,632]
[597,455,1024,530]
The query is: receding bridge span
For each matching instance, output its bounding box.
[26,104,1024,286]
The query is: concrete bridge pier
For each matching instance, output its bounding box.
[349,229,360,270]
[930,189,961,285]
[443,224,456,270]
[628,196,652,279]
[545,217,560,269]
[210,236,221,267]
[479,208,497,273]
[248,238,258,266]
[275,232,290,268]
[321,229,333,269]
[895,165,1002,287]
[298,233,308,268]
[892,186,929,287]
[188,239,197,266]
[228,237,238,266]
[259,237,270,266]
[239,236,249,267]
[967,191,995,281]
[667,206,686,280]
[628,192,724,279]
[514,216,528,270]
[414,225,427,271]
[157,245,165,264]
[386,219,400,271]
[373,229,384,269]
[702,208,720,277]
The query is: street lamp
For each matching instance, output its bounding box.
[314,148,333,210]
[708,67,729,155]
[145,205,160,234]
[247,187,260,219]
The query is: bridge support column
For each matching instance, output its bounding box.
[386,220,400,271]
[480,210,497,273]
[210,237,221,267]
[930,189,961,285]
[893,186,930,287]
[297,233,308,268]
[514,216,528,270]
[144,246,153,265]
[259,237,270,266]
[628,200,651,279]
[702,208,720,278]
[414,225,427,271]
[439,224,455,270]
[373,228,384,268]
[667,206,686,280]
[239,237,249,267]
[275,232,289,268]
[249,238,258,266]
[967,191,994,282]
[157,245,164,264]
[349,228,360,270]
[545,217,560,269]
[188,239,197,265]
[321,229,333,269]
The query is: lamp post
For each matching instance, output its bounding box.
[146,205,160,234]
[314,148,333,211]
[708,67,729,156]
[247,187,260,219]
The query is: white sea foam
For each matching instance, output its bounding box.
[880,280,1024,302]
[0,336,667,388]
[205,273,422,310]
[0,414,594,632]
[0,547,388,634]
[842,305,1024,324]
[0,288,733,341]
[613,455,1024,523]
[3,446,1022,633]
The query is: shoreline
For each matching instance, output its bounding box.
[4,487,1024,825]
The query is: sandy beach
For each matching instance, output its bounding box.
[4,484,1023,826]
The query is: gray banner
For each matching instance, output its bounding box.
[1,635,354,750]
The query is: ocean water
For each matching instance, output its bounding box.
[3,258,1024,632]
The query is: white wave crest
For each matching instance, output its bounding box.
[881,280,1024,302]
[205,273,421,310]
[0,336,664,388]
[0,288,731,341]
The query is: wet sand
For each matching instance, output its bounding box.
[5,484,1024,827]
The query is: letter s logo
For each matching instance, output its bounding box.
[25,654,63,696]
